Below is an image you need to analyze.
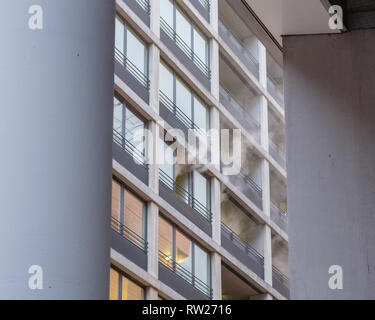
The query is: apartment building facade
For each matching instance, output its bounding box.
[110,0,289,300]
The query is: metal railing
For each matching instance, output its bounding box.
[114,47,150,90]
[135,0,151,14]
[269,139,286,168]
[218,19,259,78]
[111,216,148,251]
[159,169,211,222]
[221,222,264,266]
[159,250,212,298]
[219,85,261,141]
[267,75,284,106]
[113,128,148,168]
[270,201,288,232]
[239,172,263,198]
[159,90,205,135]
[160,17,211,78]
[196,0,210,12]
[272,265,290,297]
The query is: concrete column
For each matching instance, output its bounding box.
[0,0,115,299]
[150,0,160,37]
[147,202,159,279]
[210,39,220,100]
[149,44,160,113]
[211,177,221,244]
[263,226,273,286]
[146,286,159,300]
[211,252,222,300]
[210,0,219,33]
[284,30,375,299]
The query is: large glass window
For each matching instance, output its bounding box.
[109,267,145,300]
[113,96,146,162]
[192,170,209,212]
[160,1,209,72]
[115,15,148,84]
[159,60,209,131]
[111,178,147,246]
[158,217,211,292]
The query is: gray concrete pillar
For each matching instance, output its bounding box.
[0,0,115,299]
[285,29,375,299]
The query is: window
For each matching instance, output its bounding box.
[160,0,209,75]
[109,267,145,300]
[111,178,147,248]
[113,96,146,163]
[115,15,148,86]
[158,216,211,293]
[159,60,209,131]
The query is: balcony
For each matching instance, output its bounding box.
[270,201,288,233]
[158,251,212,299]
[219,85,260,142]
[159,90,204,139]
[112,129,149,185]
[218,20,259,80]
[114,47,150,103]
[111,217,148,270]
[272,266,290,299]
[160,17,211,90]
[267,74,284,107]
[269,139,286,169]
[159,169,212,236]
[190,0,210,21]
[122,0,151,26]
[221,223,264,279]
[226,171,263,210]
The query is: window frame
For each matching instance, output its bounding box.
[158,215,212,289]
[112,176,148,243]
[110,265,146,300]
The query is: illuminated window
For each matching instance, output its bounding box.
[109,267,145,300]
[111,178,147,248]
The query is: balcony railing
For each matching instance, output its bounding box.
[218,20,259,79]
[160,17,210,79]
[267,75,284,106]
[221,222,264,272]
[159,250,212,298]
[159,90,205,135]
[135,0,151,14]
[111,216,148,252]
[269,139,286,168]
[219,85,260,142]
[225,170,263,210]
[159,169,211,222]
[270,201,288,233]
[113,129,148,167]
[114,47,150,90]
[272,266,290,299]
[196,0,210,12]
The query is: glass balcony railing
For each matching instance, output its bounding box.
[219,85,261,142]
[111,216,148,252]
[270,201,288,233]
[135,0,151,14]
[159,169,211,222]
[267,75,284,106]
[221,222,264,278]
[269,139,286,168]
[159,250,212,298]
[272,266,290,299]
[218,20,259,79]
[160,17,211,79]
[114,47,150,90]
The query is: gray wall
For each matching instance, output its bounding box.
[284,30,375,299]
[0,0,115,299]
